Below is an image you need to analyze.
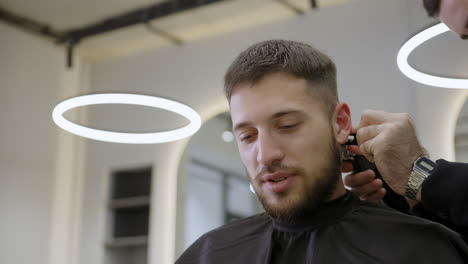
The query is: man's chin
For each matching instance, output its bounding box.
[256,174,340,222]
[260,194,310,222]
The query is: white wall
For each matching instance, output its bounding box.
[183,164,224,249]
[454,100,468,162]
[0,23,64,264]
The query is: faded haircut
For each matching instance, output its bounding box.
[224,40,338,115]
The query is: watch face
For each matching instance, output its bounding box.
[416,157,437,173]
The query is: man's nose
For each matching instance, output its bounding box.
[256,132,284,166]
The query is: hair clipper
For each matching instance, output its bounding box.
[342,134,409,212]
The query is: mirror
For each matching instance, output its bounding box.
[455,100,468,162]
[176,112,263,254]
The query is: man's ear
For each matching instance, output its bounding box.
[333,102,352,144]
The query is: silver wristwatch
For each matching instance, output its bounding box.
[405,156,438,200]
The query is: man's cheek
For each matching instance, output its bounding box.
[240,155,255,178]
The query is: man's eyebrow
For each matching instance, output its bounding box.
[233,121,251,132]
[271,110,304,119]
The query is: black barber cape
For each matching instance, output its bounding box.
[176,192,468,264]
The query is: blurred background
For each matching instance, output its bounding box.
[1,0,467,263]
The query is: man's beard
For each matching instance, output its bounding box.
[251,135,342,222]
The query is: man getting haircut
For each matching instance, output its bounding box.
[176,40,468,263]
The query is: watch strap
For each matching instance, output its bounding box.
[405,156,436,200]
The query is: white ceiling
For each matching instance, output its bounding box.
[0,0,354,62]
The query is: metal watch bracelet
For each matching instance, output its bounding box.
[405,156,437,200]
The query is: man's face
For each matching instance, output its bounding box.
[230,72,347,221]
[439,0,468,39]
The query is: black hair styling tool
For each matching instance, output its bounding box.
[343,134,409,212]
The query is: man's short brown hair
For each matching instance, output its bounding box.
[423,0,441,16]
[224,40,338,114]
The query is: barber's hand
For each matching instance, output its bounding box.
[353,110,427,197]
[342,158,386,201]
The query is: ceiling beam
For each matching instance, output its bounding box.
[0,7,64,41]
[0,0,230,67]
[58,0,230,44]
[311,0,317,8]
[277,0,305,15]
[0,0,319,67]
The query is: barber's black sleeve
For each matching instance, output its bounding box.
[418,159,468,229]
[380,159,468,238]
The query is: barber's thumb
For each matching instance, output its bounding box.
[359,142,375,162]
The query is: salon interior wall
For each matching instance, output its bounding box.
[455,104,468,162]
[0,22,65,264]
[1,0,467,264]
[407,0,468,161]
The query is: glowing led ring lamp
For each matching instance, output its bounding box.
[397,23,468,89]
[52,94,202,144]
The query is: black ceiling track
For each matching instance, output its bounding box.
[0,7,65,40]
[56,0,229,44]
[311,0,317,9]
[0,0,318,67]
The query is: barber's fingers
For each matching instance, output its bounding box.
[364,187,386,201]
[359,140,375,162]
[355,125,382,146]
[350,178,383,199]
[356,109,393,130]
[344,169,375,187]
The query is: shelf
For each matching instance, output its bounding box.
[106,235,148,248]
[109,196,150,209]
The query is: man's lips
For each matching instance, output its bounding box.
[262,172,295,193]
[262,172,294,182]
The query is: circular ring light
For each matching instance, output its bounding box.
[397,23,468,89]
[52,93,202,144]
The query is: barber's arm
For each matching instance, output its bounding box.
[343,110,468,233]
[419,159,468,228]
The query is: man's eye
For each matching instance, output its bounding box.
[280,123,298,129]
[240,134,255,142]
